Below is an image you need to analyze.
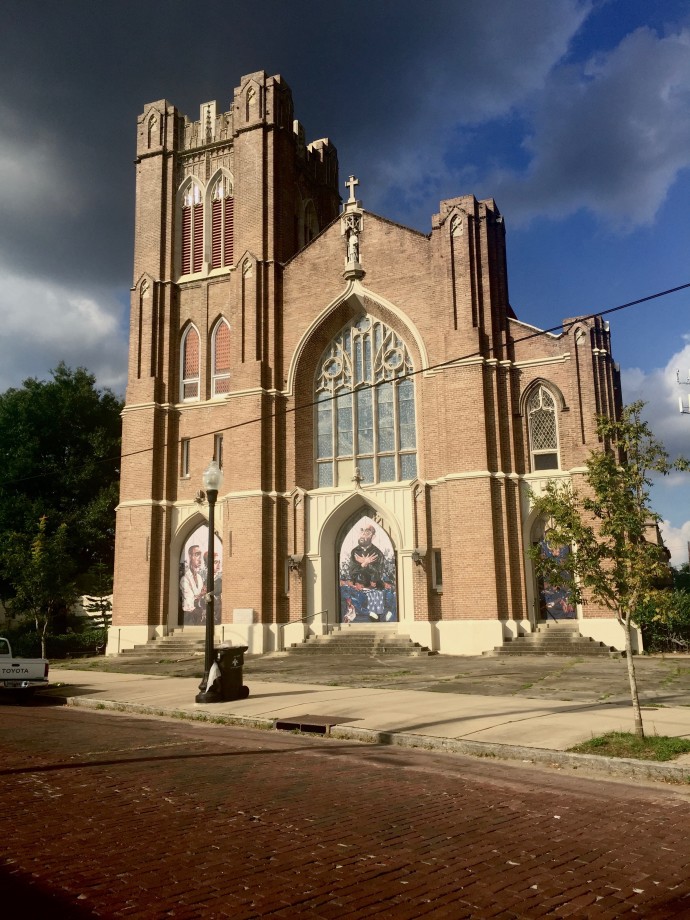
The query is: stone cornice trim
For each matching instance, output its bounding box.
[428,467,586,485]
[117,499,175,510]
[511,354,571,369]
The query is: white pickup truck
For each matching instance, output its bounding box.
[0,637,49,693]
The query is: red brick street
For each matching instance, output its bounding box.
[2,703,690,918]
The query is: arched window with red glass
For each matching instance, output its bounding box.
[180,324,200,401]
[181,181,203,275]
[211,318,231,396]
[210,174,234,269]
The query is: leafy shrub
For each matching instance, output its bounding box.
[634,590,690,653]
[46,629,107,658]
[1,626,41,658]
[1,623,107,658]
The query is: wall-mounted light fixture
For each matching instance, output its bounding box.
[288,553,304,573]
[411,549,426,566]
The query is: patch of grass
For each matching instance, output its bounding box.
[570,731,690,761]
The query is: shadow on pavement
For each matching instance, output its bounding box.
[0,867,98,918]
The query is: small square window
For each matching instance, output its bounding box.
[533,453,558,471]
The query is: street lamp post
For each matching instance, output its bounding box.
[196,459,223,703]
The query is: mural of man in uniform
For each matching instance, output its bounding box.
[180,544,204,624]
[339,515,397,624]
[179,526,224,626]
[203,550,222,624]
[350,524,384,588]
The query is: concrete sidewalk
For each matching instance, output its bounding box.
[42,667,690,783]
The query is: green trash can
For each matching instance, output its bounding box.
[215,645,250,701]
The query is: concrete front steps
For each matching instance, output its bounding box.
[488,621,619,657]
[288,627,436,657]
[118,627,206,661]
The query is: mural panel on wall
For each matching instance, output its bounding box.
[338,514,397,623]
[538,541,576,620]
[179,525,222,626]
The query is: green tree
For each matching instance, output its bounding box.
[0,364,122,604]
[1,516,79,658]
[530,402,688,738]
[83,560,114,628]
[673,563,690,593]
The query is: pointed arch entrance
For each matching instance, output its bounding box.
[529,518,576,622]
[178,523,223,626]
[336,508,398,624]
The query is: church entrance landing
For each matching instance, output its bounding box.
[336,511,397,624]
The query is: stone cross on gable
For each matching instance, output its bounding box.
[345,175,359,203]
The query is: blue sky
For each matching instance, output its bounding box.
[1,0,689,561]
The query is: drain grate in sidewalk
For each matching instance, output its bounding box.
[274,714,360,735]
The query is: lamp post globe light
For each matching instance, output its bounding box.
[196,459,223,703]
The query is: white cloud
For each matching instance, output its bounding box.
[621,335,690,461]
[659,519,690,569]
[488,26,690,227]
[0,273,127,393]
[621,336,690,567]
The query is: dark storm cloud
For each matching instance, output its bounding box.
[0,0,589,290]
[8,0,688,396]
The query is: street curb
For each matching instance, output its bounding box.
[329,725,690,783]
[59,694,690,785]
[60,695,275,732]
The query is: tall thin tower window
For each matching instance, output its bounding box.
[211,176,234,268]
[181,183,203,275]
[212,319,231,395]
[180,325,200,401]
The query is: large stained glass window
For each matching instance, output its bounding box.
[315,315,417,487]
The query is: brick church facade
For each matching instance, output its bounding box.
[109,70,623,657]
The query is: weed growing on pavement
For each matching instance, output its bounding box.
[661,666,690,688]
[570,731,690,761]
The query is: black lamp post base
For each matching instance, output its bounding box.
[196,684,250,703]
[196,668,223,703]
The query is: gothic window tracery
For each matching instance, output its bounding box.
[212,319,231,396]
[527,385,559,471]
[180,325,200,401]
[315,315,417,487]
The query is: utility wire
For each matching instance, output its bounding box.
[2,281,689,489]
